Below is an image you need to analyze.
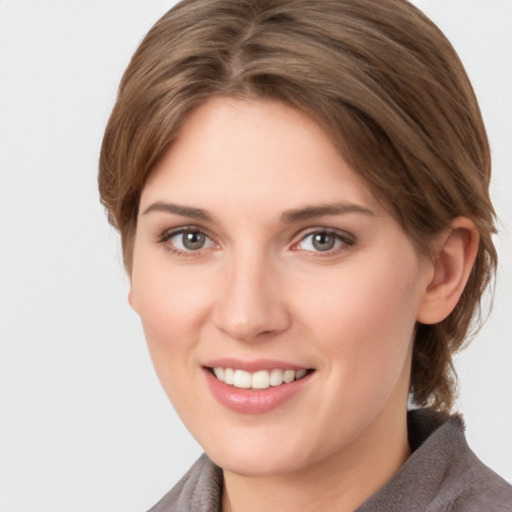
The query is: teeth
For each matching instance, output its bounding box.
[295,368,307,379]
[283,370,295,383]
[269,369,283,386]
[224,368,234,385]
[211,367,309,389]
[213,367,224,381]
[233,370,252,388]
[252,370,270,389]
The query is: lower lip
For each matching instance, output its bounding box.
[204,368,313,414]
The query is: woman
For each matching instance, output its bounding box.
[99,0,512,510]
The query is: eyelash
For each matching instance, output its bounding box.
[157,226,218,258]
[291,229,356,257]
[157,226,356,258]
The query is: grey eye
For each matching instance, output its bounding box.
[182,231,206,250]
[170,230,212,251]
[311,233,336,251]
[298,231,346,253]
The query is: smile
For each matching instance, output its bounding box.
[211,367,309,390]
[204,364,316,414]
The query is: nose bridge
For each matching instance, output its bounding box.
[213,245,289,341]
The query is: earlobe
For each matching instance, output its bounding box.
[417,217,479,325]
[128,285,138,313]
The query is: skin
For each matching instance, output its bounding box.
[129,98,478,512]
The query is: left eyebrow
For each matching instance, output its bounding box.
[280,202,376,223]
[141,201,213,222]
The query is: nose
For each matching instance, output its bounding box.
[212,251,291,342]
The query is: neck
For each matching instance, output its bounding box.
[222,406,411,512]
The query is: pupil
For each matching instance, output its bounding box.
[312,233,335,251]
[183,231,205,250]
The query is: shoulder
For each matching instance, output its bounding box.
[422,413,512,512]
[147,454,222,512]
[358,409,512,512]
[442,455,512,512]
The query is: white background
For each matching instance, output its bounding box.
[0,1,510,511]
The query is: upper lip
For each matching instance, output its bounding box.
[203,358,312,372]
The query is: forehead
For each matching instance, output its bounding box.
[141,98,380,217]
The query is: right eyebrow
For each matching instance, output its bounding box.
[280,201,376,223]
[141,201,213,222]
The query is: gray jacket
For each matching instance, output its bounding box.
[148,409,512,511]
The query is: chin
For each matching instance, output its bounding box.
[198,427,320,478]
[211,449,306,478]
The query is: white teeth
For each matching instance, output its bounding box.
[269,369,284,386]
[212,367,309,389]
[283,370,295,383]
[233,370,252,388]
[224,368,234,385]
[295,368,307,379]
[213,367,224,381]
[252,370,270,389]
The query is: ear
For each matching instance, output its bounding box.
[417,217,479,325]
[128,282,138,313]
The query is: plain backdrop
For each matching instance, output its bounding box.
[0,1,511,511]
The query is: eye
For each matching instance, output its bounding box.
[160,228,216,255]
[293,230,354,254]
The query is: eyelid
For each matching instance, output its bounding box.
[291,227,356,253]
[157,225,219,256]
[155,224,356,258]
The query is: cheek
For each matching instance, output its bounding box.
[132,253,212,334]
[295,256,422,383]
[130,257,215,387]
[131,276,209,420]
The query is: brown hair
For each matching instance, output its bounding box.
[99,0,497,411]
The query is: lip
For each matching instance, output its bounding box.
[204,358,309,372]
[203,362,315,414]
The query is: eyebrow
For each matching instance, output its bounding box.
[280,202,376,223]
[141,200,375,223]
[142,201,213,221]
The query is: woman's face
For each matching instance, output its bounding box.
[130,98,433,477]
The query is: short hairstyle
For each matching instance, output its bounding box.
[99,0,497,411]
